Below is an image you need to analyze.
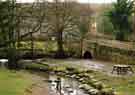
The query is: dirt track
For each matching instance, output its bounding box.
[24,74,50,95]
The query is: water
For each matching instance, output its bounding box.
[48,75,89,95]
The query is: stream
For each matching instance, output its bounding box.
[47,74,89,95]
[32,71,90,95]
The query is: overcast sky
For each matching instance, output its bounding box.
[17,0,117,3]
[79,0,116,4]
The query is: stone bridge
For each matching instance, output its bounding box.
[83,38,135,64]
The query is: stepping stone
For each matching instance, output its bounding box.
[88,89,99,95]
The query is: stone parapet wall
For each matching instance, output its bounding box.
[88,42,135,64]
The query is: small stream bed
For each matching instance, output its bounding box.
[48,74,89,95]
[35,72,89,95]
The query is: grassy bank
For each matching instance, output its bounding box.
[91,71,135,95]
[0,69,33,95]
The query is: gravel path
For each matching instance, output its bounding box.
[46,59,113,72]
[45,58,135,76]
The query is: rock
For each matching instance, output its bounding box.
[80,84,93,91]
[79,84,84,89]
[66,74,71,77]
[65,85,71,89]
[86,70,94,73]
[70,74,76,78]
[102,84,108,88]
[79,78,84,82]
[88,89,99,95]
[67,88,74,93]
[65,70,69,74]
[94,82,103,90]
[101,88,115,95]
[91,79,99,83]
[79,73,85,77]
[81,80,86,84]
[75,76,80,79]
[89,75,94,79]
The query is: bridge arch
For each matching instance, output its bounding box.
[83,51,93,59]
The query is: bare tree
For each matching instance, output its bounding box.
[18,0,47,58]
[46,0,79,58]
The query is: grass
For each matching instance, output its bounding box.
[89,71,135,95]
[0,69,33,95]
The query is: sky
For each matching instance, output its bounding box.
[17,0,117,4]
[79,0,116,4]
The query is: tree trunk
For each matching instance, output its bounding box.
[8,12,18,69]
[57,30,64,53]
[55,29,66,58]
[80,39,83,58]
[30,33,34,58]
[7,0,18,69]
[7,39,18,69]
